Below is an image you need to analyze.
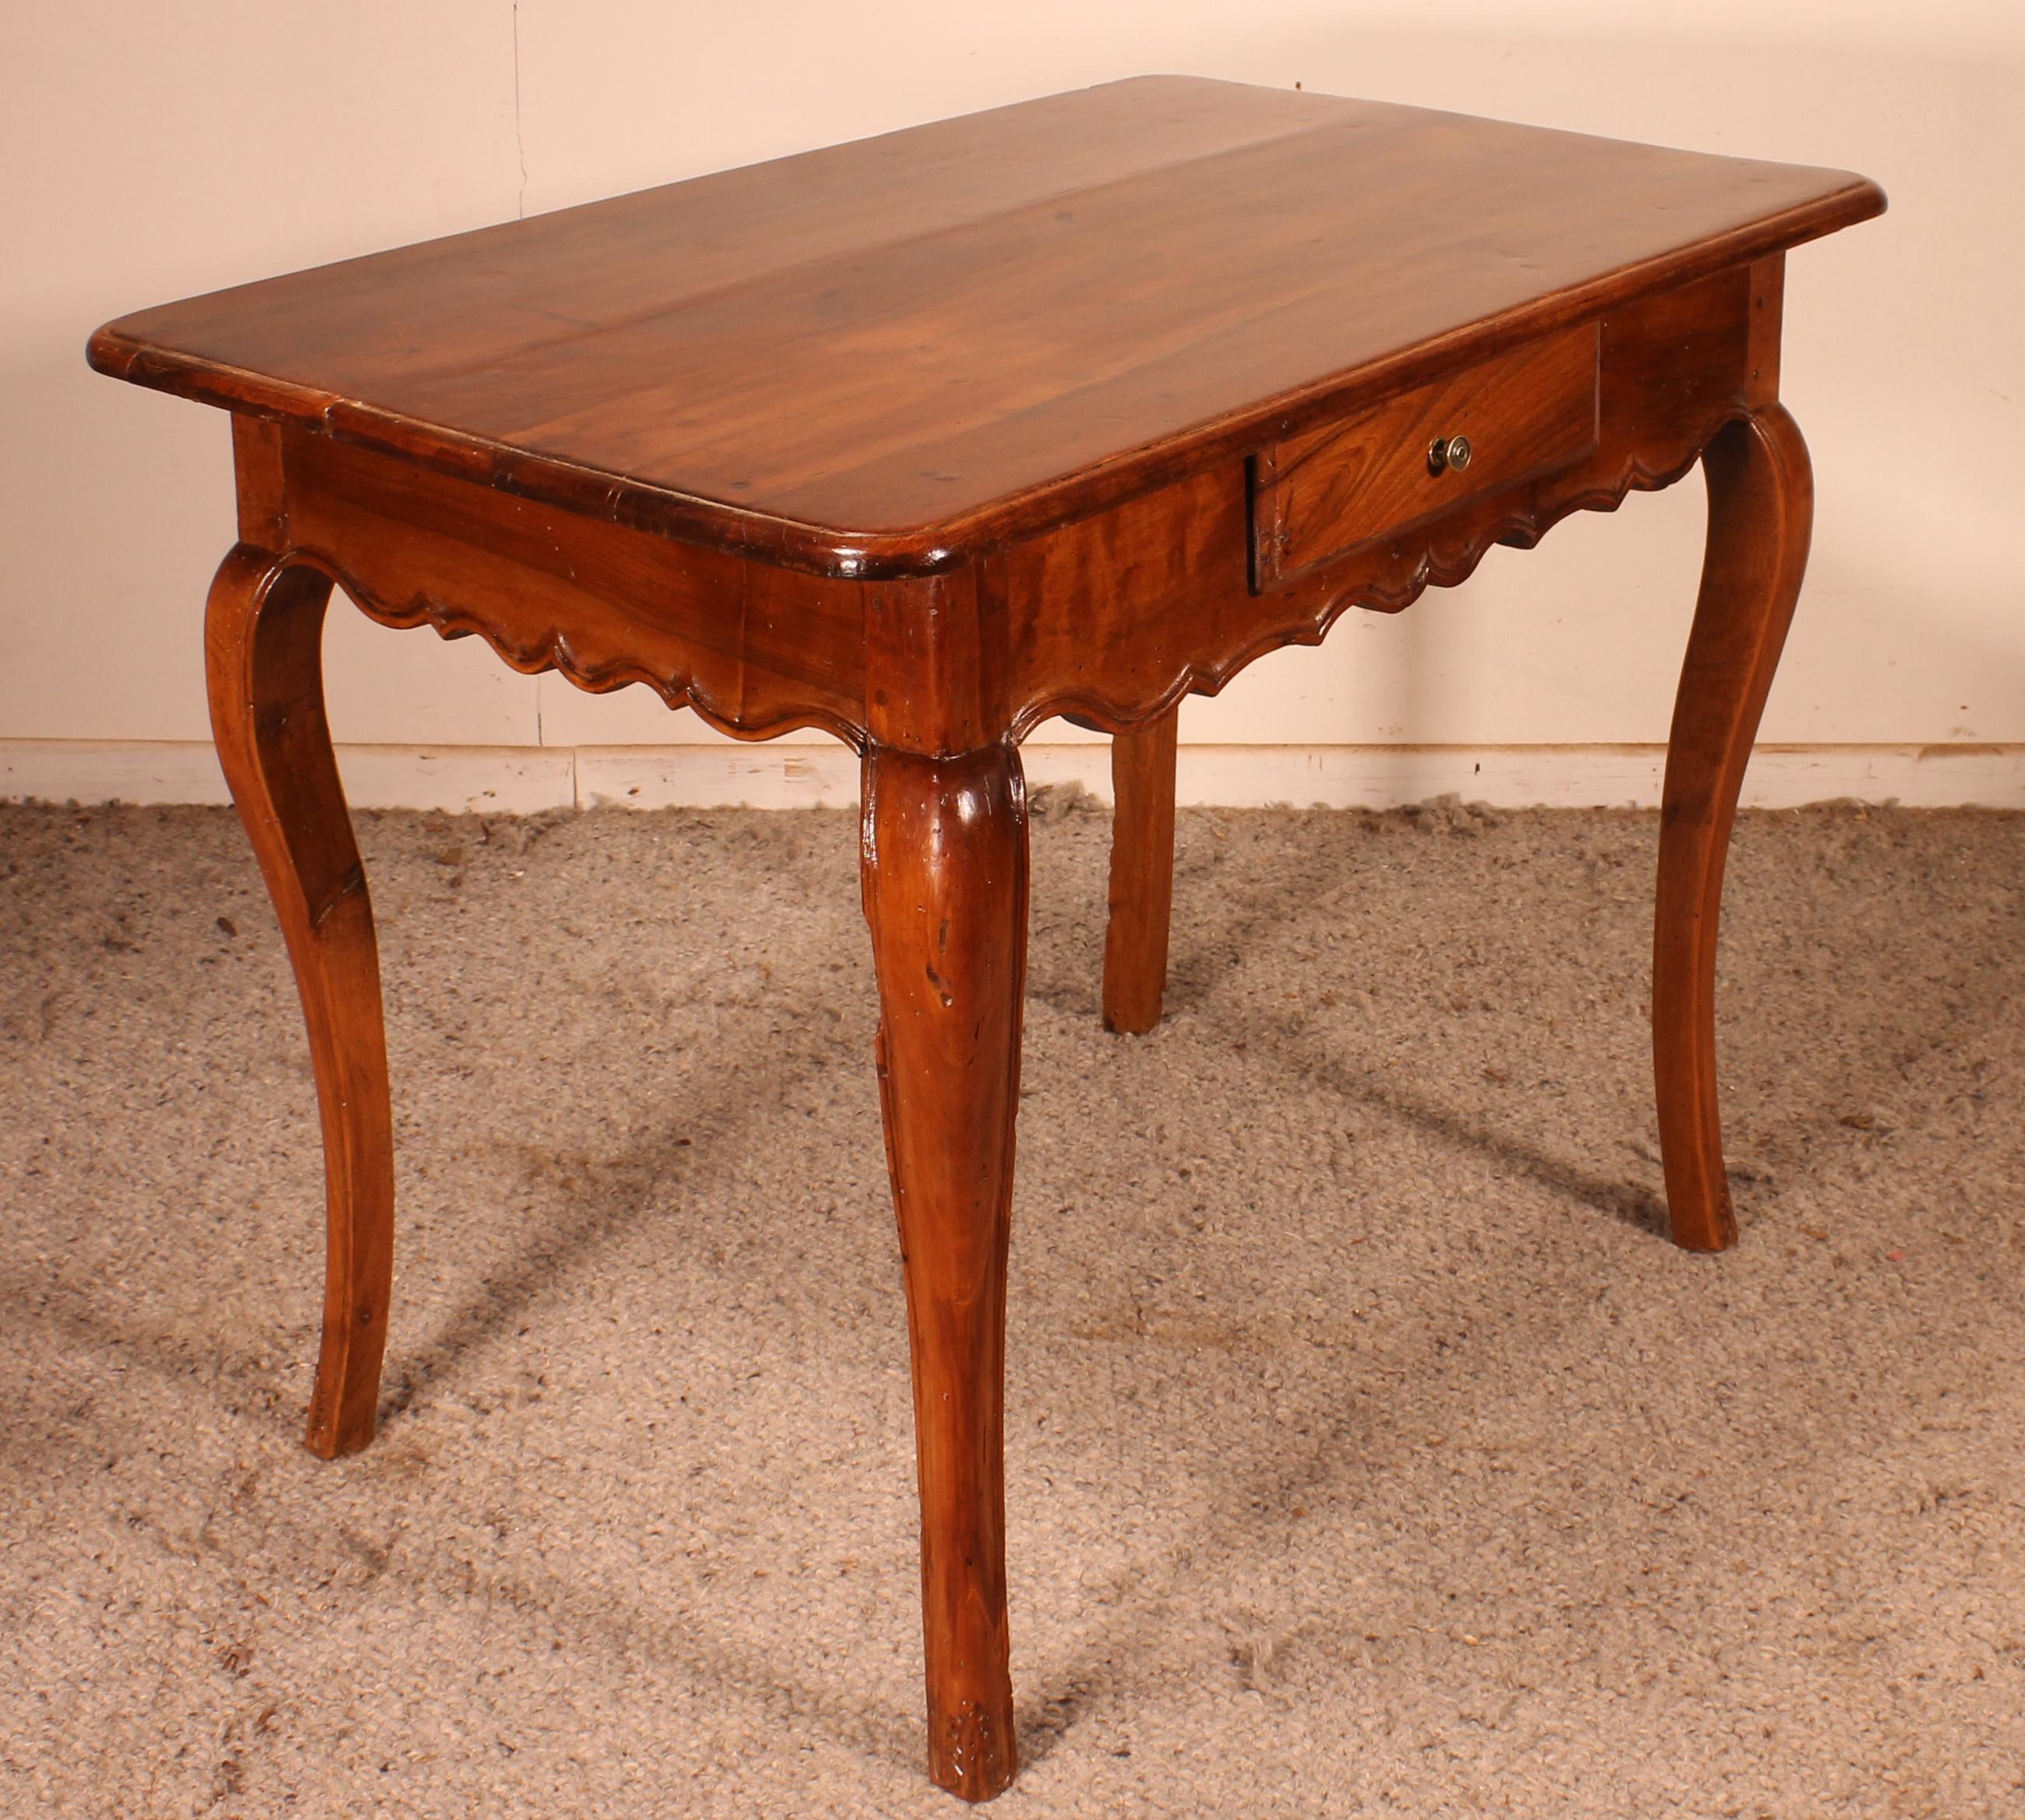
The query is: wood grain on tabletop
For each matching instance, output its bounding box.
[88,76,1882,574]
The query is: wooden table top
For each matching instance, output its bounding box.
[90,76,1882,578]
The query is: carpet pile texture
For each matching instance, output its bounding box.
[2,796,2020,1817]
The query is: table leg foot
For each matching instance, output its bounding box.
[862,740,1026,1802]
[1102,707,1179,1035]
[205,544,395,1458]
[1654,406,1813,1251]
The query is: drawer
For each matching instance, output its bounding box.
[1249,324,1601,588]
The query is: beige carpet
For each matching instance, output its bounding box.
[2,793,2021,1818]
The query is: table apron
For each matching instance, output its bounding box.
[235,259,1769,758]
[987,260,1766,739]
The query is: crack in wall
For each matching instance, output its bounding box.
[515,0,534,735]
[511,0,528,219]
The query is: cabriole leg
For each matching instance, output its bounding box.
[1653,405,1814,1249]
[861,740,1028,1801]
[205,543,395,1457]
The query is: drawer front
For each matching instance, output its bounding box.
[1251,324,1601,588]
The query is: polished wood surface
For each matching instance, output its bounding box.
[210,261,1759,758]
[206,422,394,1458]
[277,426,868,746]
[1656,403,1814,1249]
[863,743,1029,1801]
[90,76,1878,578]
[1253,324,1600,587]
[90,80,1883,1803]
[989,264,1766,740]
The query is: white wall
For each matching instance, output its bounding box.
[4,2,2021,801]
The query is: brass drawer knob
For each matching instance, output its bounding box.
[1428,433,1472,475]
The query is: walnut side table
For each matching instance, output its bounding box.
[90,78,1883,1802]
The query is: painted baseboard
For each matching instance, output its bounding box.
[2,738,2022,812]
